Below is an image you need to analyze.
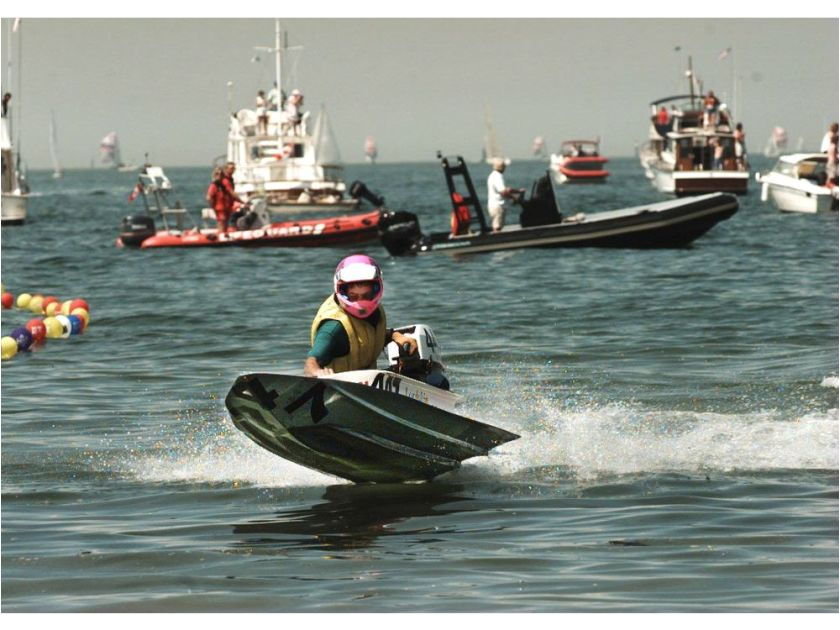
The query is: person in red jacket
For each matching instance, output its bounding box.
[206,165,242,232]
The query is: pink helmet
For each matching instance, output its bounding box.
[334,254,383,318]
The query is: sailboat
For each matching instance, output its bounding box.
[225,19,358,213]
[365,135,377,164]
[1,19,28,225]
[532,136,547,158]
[99,131,136,171]
[49,110,63,179]
[483,107,510,166]
[763,126,788,158]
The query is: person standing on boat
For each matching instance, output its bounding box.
[734,123,747,170]
[821,123,839,153]
[826,132,839,188]
[1,93,10,117]
[486,158,522,233]
[703,91,720,129]
[285,89,304,136]
[267,82,280,111]
[206,165,242,233]
[304,254,417,377]
[711,138,724,171]
[255,90,269,135]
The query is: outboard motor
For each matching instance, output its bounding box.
[386,324,450,390]
[518,173,563,228]
[349,180,385,207]
[378,209,422,256]
[234,198,271,230]
[118,214,156,247]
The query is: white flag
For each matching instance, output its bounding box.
[12,18,21,32]
[718,47,732,61]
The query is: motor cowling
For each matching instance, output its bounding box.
[386,324,449,390]
[349,180,385,207]
[378,209,422,256]
[119,215,156,247]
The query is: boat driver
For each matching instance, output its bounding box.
[304,254,417,377]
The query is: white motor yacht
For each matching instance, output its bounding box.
[755,153,838,214]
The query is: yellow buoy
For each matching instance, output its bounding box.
[16,293,32,309]
[43,317,65,339]
[1,336,18,360]
[60,300,73,315]
[45,301,61,316]
[29,295,45,314]
[71,307,90,329]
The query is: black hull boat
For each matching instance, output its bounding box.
[379,156,739,257]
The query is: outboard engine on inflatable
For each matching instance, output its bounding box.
[349,180,385,208]
[118,215,156,247]
[386,324,450,390]
[378,209,423,256]
[518,172,563,228]
[233,198,271,230]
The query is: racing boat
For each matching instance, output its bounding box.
[550,139,609,184]
[378,155,739,257]
[117,166,385,249]
[225,325,520,483]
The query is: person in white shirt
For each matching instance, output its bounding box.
[820,122,838,153]
[486,158,522,232]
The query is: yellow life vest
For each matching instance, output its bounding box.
[310,295,387,372]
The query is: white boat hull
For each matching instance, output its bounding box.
[1,192,27,225]
[325,369,462,412]
[759,180,837,213]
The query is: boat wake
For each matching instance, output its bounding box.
[119,412,344,488]
[119,377,838,488]
[458,392,839,481]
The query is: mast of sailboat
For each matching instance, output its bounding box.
[687,55,696,110]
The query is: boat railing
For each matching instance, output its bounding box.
[233,109,310,139]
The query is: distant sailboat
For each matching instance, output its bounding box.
[365,135,378,164]
[49,110,63,179]
[99,131,136,171]
[532,136,547,158]
[763,126,788,158]
[483,107,510,165]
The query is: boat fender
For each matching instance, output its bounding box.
[450,192,471,236]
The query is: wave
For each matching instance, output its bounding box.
[460,395,839,481]
[117,386,838,488]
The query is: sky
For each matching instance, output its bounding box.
[1,9,838,168]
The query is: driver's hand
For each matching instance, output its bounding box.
[392,332,418,355]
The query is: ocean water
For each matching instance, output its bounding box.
[1,156,837,613]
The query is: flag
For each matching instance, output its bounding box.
[12,18,21,32]
[128,183,142,202]
[718,47,732,61]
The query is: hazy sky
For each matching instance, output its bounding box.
[2,13,838,168]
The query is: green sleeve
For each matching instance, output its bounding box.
[307,319,351,366]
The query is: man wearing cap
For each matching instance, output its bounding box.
[285,88,304,135]
[486,158,522,233]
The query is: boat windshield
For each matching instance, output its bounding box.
[774,158,827,180]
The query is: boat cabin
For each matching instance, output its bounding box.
[771,154,830,185]
[559,140,600,158]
